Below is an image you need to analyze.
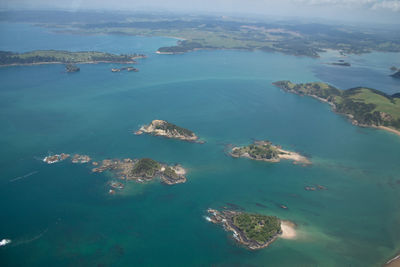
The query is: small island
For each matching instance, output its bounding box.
[65,63,80,72]
[206,209,295,249]
[0,50,146,66]
[230,140,311,165]
[135,120,203,143]
[273,81,400,136]
[391,70,400,79]
[92,157,187,185]
[329,60,351,67]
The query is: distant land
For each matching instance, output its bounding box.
[3,11,400,58]
[0,50,146,66]
[273,81,400,136]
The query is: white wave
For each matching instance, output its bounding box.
[0,239,11,247]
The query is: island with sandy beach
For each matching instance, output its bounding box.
[273,80,400,136]
[135,120,204,143]
[206,209,296,249]
[230,140,311,165]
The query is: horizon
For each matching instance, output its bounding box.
[1,0,400,25]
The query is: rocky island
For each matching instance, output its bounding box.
[92,157,187,185]
[43,153,70,164]
[230,140,311,165]
[135,120,203,143]
[65,64,80,72]
[207,209,295,249]
[391,70,400,79]
[273,81,400,136]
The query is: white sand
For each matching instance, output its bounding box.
[280,220,297,239]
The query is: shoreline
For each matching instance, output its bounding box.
[280,220,297,239]
[377,126,400,137]
[385,254,400,266]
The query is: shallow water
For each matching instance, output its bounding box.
[0,23,400,266]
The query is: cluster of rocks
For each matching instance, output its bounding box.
[304,184,327,191]
[43,153,91,164]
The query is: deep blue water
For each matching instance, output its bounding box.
[0,23,400,266]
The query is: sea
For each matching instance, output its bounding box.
[1,22,400,266]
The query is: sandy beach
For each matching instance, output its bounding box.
[378,126,400,137]
[280,220,297,239]
[278,149,311,165]
[386,254,400,267]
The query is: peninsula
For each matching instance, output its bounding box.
[230,140,311,165]
[273,81,400,136]
[207,209,295,249]
[135,120,202,143]
[0,50,146,66]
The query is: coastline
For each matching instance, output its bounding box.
[377,126,400,137]
[277,84,400,138]
[385,254,400,266]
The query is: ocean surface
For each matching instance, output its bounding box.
[1,23,400,266]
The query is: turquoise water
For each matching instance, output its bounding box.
[1,23,400,266]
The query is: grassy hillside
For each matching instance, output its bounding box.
[273,81,400,130]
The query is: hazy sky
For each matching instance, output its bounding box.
[1,0,400,24]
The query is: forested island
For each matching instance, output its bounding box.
[135,120,203,143]
[230,140,311,165]
[207,209,283,249]
[273,81,400,135]
[0,50,146,66]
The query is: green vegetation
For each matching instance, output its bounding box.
[232,141,279,160]
[273,81,400,130]
[158,40,208,53]
[163,166,179,179]
[0,50,144,65]
[131,158,160,178]
[155,121,195,137]
[233,213,281,244]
